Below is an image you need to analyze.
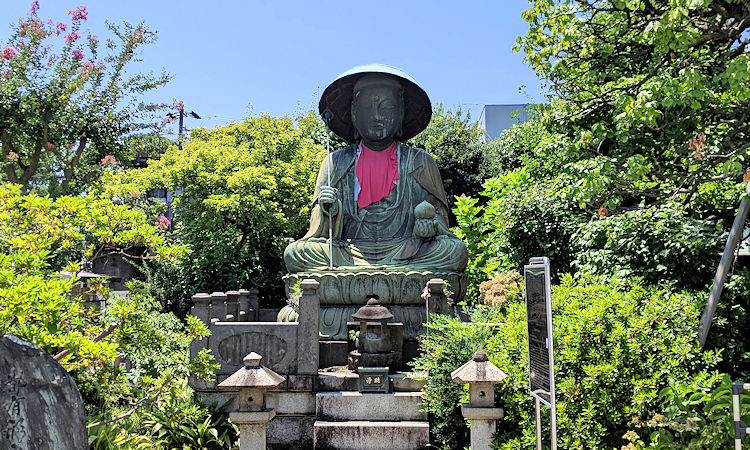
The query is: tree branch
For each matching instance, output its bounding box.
[54,323,119,362]
[1,130,21,184]
[86,395,158,429]
[61,135,88,189]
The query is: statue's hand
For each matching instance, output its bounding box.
[318,186,339,216]
[414,218,437,239]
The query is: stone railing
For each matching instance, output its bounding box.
[189,282,319,390]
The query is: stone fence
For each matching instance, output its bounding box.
[189,282,320,388]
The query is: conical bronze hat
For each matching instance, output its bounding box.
[318,64,432,143]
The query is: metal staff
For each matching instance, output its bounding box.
[322,108,334,269]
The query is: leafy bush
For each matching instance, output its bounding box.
[414,275,725,449]
[454,170,582,300]
[0,184,218,441]
[622,375,750,449]
[88,381,238,450]
[572,203,723,289]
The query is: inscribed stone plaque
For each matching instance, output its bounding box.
[524,259,553,406]
[0,335,88,450]
[210,322,298,375]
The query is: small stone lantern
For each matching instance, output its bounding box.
[348,297,403,376]
[218,352,285,450]
[451,349,508,450]
[353,296,393,354]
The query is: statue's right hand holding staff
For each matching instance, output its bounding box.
[319,186,339,217]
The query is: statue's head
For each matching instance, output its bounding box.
[351,75,405,150]
[318,64,432,144]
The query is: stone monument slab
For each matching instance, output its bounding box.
[0,335,88,450]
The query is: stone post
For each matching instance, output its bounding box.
[451,350,508,450]
[237,289,251,321]
[190,293,211,326]
[247,288,260,321]
[189,293,214,390]
[209,291,227,322]
[218,353,285,450]
[225,290,240,321]
[297,279,320,375]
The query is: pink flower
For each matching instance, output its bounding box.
[174,101,184,112]
[101,154,117,166]
[29,1,39,15]
[87,34,97,43]
[80,60,93,79]
[45,142,53,150]
[154,215,171,229]
[19,18,45,39]
[68,6,87,21]
[56,22,67,35]
[2,47,17,60]
[71,49,84,61]
[65,32,79,43]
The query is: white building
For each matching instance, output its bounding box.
[478,104,533,141]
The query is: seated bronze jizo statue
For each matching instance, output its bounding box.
[284,64,468,274]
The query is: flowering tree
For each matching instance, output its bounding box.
[0,1,169,194]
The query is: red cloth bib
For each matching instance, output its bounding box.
[355,142,400,209]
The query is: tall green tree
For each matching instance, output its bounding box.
[96,113,327,310]
[517,0,749,210]
[0,1,169,194]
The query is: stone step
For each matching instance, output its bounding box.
[314,420,429,450]
[316,391,426,421]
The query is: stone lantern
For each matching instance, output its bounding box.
[218,352,285,450]
[348,296,403,376]
[451,349,508,450]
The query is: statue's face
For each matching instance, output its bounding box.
[351,83,404,150]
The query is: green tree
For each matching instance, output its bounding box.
[517,0,749,211]
[0,1,169,194]
[96,113,327,310]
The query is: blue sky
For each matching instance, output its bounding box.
[3,0,545,132]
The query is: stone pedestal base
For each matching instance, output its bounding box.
[283,270,465,339]
[284,270,466,306]
[460,405,504,450]
[230,409,276,450]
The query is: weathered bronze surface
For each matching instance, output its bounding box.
[283,65,468,274]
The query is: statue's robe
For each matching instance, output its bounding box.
[284,143,468,273]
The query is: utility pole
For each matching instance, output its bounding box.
[166,101,200,150]
[178,107,184,149]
